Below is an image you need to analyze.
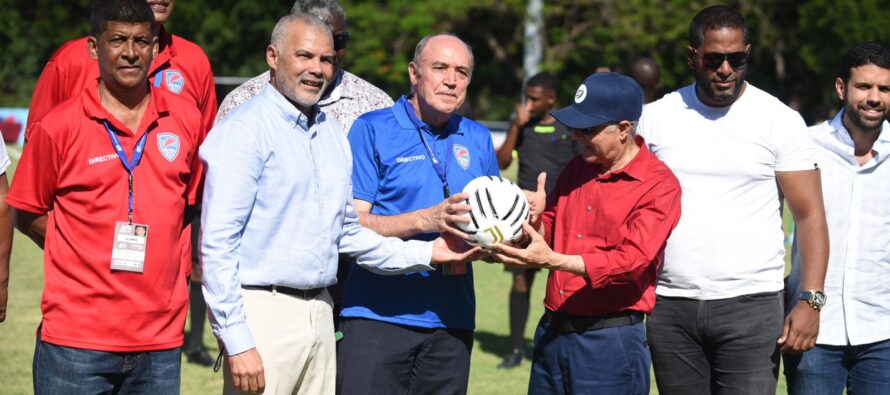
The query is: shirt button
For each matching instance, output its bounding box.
[586,206,592,211]
[576,234,582,239]
[559,289,565,295]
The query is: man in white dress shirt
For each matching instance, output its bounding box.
[783,41,890,395]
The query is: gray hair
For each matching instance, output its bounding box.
[270,12,331,49]
[411,34,475,79]
[291,0,346,27]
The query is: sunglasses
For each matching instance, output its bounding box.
[696,50,749,70]
[573,123,616,136]
[333,32,351,51]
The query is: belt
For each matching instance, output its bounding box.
[545,310,644,333]
[242,285,324,299]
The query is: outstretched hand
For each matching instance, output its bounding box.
[490,223,553,269]
[421,193,473,238]
[431,232,484,265]
[523,172,547,226]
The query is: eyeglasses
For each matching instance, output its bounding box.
[333,32,351,51]
[696,50,749,70]
[573,123,615,136]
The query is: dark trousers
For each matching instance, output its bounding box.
[527,313,650,395]
[33,329,180,394]
[646,292,784,395]
[784,339,890,395]
[336,318,473,395]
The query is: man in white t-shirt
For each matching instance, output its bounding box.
[783,41,890,395]
[637,5,829,394]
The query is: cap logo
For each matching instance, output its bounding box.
[574,84,587,103]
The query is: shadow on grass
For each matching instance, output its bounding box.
[474,330,534,359]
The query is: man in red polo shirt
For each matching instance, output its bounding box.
[493,72,682,394]
[8,0,204,392]
[26,0,219,365]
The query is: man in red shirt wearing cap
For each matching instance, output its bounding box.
[8,0,204,392]
[493,72,682,394]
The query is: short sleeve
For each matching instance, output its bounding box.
[7,122,61,213]
[774,109,818,172]
[348,117,380,203]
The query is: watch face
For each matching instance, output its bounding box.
[813,291,827,307]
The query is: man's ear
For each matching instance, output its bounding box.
[834,77,846,102]
[408,61,420,86]
[687,44,695,70]
[88,36,100,60]
[266,44,279,70]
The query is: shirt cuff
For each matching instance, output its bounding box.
[580,253,610,289]
[216,322,256,356]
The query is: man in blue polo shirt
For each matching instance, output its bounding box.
[337,34,499,394]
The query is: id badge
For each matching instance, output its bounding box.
[443,263,467,276]
[111,221,148,273]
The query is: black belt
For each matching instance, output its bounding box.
[545,310,644,333]
[242,285,324,299]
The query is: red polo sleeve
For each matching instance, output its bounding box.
[7,122,62,213]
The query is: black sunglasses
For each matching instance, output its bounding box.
[696,50,749,70]
[333,32,351,51]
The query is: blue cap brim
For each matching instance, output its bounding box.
[550,106,611,130]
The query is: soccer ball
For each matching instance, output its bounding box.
[456,176,529,248]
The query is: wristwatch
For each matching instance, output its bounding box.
[799,290,827,311]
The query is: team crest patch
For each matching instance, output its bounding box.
[164,69,185,94]
[453,144,471,170]
[157,133,180,162]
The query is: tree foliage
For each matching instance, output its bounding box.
[2,0,888,123]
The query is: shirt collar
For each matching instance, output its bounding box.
[319,69,346,105]
[597,136,652,182]
[828,108,890,145]
[82,79,166,135]
[392,95,463,136]
[151,26,175,75]
[262,82,323,130]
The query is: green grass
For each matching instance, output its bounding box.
[0,149,790,394]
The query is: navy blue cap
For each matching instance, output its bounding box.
[551,72,643,129]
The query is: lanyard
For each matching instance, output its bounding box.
[405,102,452,198]
[104,121,149,224]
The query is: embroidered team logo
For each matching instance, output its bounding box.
[157,133,180,162]
[453,144,471,170]
[164,69,185,94]
[574,84,587,103]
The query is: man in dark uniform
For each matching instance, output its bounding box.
[495,72,579,369]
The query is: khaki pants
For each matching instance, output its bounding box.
[223,288,335,395]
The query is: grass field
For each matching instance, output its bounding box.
[0,147,790,394]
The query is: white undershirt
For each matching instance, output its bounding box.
[638,83,817,299]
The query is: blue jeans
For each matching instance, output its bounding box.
[646,292,784,395]
[784,339,890,395]
[528,313,650,395]
[33,329,181,394]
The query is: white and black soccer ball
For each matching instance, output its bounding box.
[456,176,530,248]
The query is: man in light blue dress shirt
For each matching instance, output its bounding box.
[199,14,479,395]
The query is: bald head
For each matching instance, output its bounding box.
[631,57,660,89]
[412,34,474,79]
[631,57,660,103]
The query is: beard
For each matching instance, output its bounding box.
[694,67,747,106]
[844,101,887,133]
